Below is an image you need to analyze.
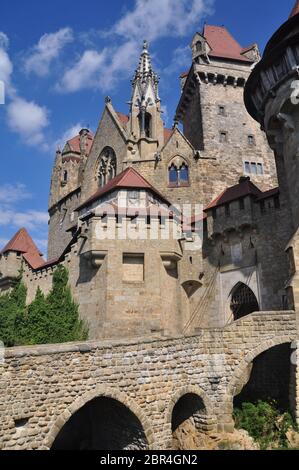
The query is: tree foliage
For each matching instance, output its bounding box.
[0,266,88,346]
[234,400,297,450]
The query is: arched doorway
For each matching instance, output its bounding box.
[234,343,293,411]
[51,397,149,450]
[230,283,259,320]
[171,393,207,450]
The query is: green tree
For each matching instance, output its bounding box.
[0,274,27,347]
[0,265,88,346]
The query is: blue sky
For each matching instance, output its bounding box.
[0,0,295,257]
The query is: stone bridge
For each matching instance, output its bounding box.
[0,311,298,450]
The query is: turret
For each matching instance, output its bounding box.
[128,41,164,157]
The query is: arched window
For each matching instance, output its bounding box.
[97,147,116,187]
[230,283,259,321]
[168,157,189,187]
[138,112,152,138]
[63,170,68,183]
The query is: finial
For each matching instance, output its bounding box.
[143,40,149,51]
[105,96,112,104]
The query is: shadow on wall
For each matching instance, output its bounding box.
[51,397,149,450]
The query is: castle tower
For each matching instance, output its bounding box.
[48,129,93,260]
[128,41,165,158]
[175,25,278,193]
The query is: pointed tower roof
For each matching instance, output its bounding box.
[1,228,45,269]
[290,0,299,17]
[131,41,160,102]
[203,25,253,63]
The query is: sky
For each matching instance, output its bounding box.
[0,0,296,257]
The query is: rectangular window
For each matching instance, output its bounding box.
[257,163,264,175]
[219,131,228,143]
[212,208,217,219]
[225,204,230,216]
[239,199,245,210]
[123,254,144,283]
[250,162,257,175]
[244,161,251,174]
[218,105,226,116]
[248,135,255,146]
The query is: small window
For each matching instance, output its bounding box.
[244,161,251,174]
[62,170,68,183]
[239,199,245,210]
[248,135,255,146]
[169,164,178,185]
[218,106,226,116]
[180,163,189,184]
[196,41,202,53]
[260,201,265,214]
[225,204,230,216]
[257,163,264,175]
[250,162,257,175]
[212,208,217,219]
[219,131,228,143]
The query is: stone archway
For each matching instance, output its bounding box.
[227,335,297,424]
[44,387,154,450]
[165,386,216,450]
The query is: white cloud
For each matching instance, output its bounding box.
[114,0,214,41]
[55,122,84,150]
[165,45,190,74]
[7,97,49,148]
[57,0,213,94]
[0,183,32,204]
[57,49,108,93]
[0,32,9,49]
[24,27,74,77]
[0,206,48,231]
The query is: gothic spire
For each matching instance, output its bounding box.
[132,40,160,103]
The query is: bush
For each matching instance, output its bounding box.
[0,266,88,346]
[234,400,296,450]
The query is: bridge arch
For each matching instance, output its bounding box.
[165,385,213,425]
[44,386,155,450]
[228,334,296,398]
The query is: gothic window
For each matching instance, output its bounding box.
[168,157,189,187]
[63,170,68,183]
[97,147,117,187]
[145,113,152,138]
[230,283,259,321]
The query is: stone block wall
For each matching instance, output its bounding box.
[0,311,297,450]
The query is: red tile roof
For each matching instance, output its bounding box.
[203,24,253,63]
[64,130,94,155]
[164,128,173,144]
[1,228,45,270]
[116,112,129,128]
[205,178,262,211]
[290,0,299,17]
[77,167,171,211]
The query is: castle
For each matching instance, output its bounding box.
[0,2,298,450]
